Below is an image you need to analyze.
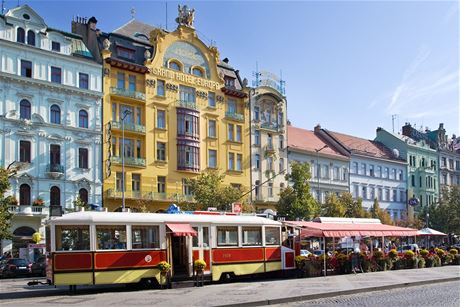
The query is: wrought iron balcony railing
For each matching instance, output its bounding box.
[110,87,145,101]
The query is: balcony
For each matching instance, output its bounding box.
[8,205,49,216]
[112,156,146,167]
[105,189,195,202]
[225,112,244,122]
[176,100,199,111]
[110,87,145,101]
[111,120,145,134]
[260,122,282,132]
[46,164,64,179]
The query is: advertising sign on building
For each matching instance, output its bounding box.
[232,203,242,214]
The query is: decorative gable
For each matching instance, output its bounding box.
[5,4,47,30]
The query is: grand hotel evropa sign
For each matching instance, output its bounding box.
[150,68,221,90]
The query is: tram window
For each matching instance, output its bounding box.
[265,227,280,245]
[132,225,159,249]
[192,227,199,247]
[56,225,90,251]
[203,227,209,247]
[96,225,127,250]
[242,227,262,246]
[217,226,238,246]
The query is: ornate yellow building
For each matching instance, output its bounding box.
[74,13,250,211]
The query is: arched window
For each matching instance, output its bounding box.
[168,61,181,71]
[191,67,204,77]
[19,184,31,206]
[13,226,35,237]
[50,186,60,207]
[79,188,88,204]
[50,104,61,124]
[79,110,88,128]
[27,30,35,46]
[17,27,25,43]
[20,99,31,120]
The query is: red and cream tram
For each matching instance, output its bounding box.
[46,211,285,287]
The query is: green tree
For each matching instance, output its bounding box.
[418,186,460,235]
[187,171,242,211]
[276,161,318,220]
[321,193,345,217]
[0,168,14,241]
[370,198,392,225]
[340,192,370,218]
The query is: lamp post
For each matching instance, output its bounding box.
[121,109,132,211]
[315,145,328,204]
[426,212,430,248]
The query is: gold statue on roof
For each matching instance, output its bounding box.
[176,5,195,28]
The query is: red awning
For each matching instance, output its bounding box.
[297,222,418,238]
[166,223,197,237]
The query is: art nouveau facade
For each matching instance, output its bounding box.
[0,5,102,254]
[74,13,250,212]
[250,85,288,212]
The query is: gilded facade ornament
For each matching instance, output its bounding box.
[175,5,195,28]
[209,46,220,62]
[144,49,151,60]
[149,28,166,45]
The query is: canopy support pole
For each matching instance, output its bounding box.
[323,237,327,277]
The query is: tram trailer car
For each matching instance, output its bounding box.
[46,211,295,287]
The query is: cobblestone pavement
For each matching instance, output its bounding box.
[277,281,460,307]
[0,266,458,306]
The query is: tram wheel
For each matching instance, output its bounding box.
[219,272,235,283]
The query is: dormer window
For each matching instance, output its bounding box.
[27,31,35,46]
[116,46,135,61]
[168,60,182,72]
[225,77,235,88]
[17,27,25,43]
[52,41,61,52]
[191,67,204,78]
[133,32,149,40]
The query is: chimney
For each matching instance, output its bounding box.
[88,16,98,30]
[402,123,412,137]
[314,124,321,133]
[223,58,229,64]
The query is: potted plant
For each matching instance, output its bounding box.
[33,197,44,206]
[194,259,206,273]
[157,261,171,288]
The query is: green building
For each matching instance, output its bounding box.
[375,125,439,214]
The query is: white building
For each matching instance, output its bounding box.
[0,5,102,255]
[287,126,350,202]
[249,83,288,213]
[316,126,408,220]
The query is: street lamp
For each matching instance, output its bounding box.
[121,109,132,211]
[315,145,328,203]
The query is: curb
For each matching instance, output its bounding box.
[216,277,460,307]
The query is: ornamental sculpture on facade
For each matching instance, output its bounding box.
[176,5,195,28]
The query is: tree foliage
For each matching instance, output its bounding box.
[187,171,243,211]
[321,193,345,217]
[341,192,370,218]
[0,168,14,240]
[276,161,319,220]
[370,198,393,225]
[418,186,460,235]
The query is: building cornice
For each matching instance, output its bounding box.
[0,71,103,99]
[287,146,350,162]
[0,38,101,68]
[2,117,102,136]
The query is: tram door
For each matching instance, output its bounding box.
[171,236,188,276]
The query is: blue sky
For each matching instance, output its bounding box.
[13,0,460,139]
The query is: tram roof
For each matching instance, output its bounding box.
[49,211,282,226]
